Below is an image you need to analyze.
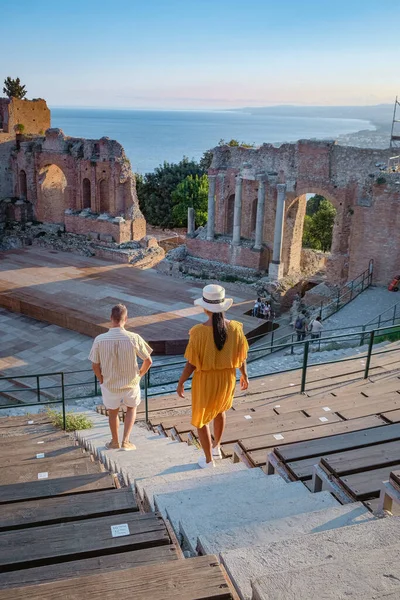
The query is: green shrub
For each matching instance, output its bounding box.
[46,408,93,432]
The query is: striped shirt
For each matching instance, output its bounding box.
[88,327,152,394]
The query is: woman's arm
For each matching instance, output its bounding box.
[239,360,249,390]
[177,362,196,398]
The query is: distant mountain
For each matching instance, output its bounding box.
[236,104,393,127]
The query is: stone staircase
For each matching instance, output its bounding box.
[76,410,396,600]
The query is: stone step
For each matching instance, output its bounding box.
[154,475,339,554]
[198,501,374,556]
[139,461,248,511]
[251,543,400,600]
[222,515,400,600]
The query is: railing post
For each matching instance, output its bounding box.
[378,314,381,329]
[144,372,149,425]
[290,333,294,355]
[94,373,98,396]
[360,324,366,346]
[270,327,275,354]
[36,375,41,403]
[61,373,66,430]
[393,304,397,326]
[336,292,340,312]
[300,341,309,394]
[364,330,375,379]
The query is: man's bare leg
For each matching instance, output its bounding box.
[212,412,226,449]
[108,408,120,443]
[122,406,137,443]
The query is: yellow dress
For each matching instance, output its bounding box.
[184,320,249,429]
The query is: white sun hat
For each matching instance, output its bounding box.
[194,284,233,313]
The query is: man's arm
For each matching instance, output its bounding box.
[92,362,103,384]
[139,356,152,378]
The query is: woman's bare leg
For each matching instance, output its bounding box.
[197,424,213,463]
[212,412,226,448]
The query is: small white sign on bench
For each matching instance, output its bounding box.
[38,472,48,479]
[111,523,130,538]
[37,441,44,444]
[319,417,329,422]
[28,420,34,425]
[36,453,45,459]
[244,415,252,420]
[273,434,284,441]
[322,407,331,412]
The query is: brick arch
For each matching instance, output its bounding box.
[99,179,109,213]
[82,178,91,209]
[37,164,68,223]
[19,170,27,199]
[283,188,340,277]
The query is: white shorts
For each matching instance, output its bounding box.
[100,384,141,410]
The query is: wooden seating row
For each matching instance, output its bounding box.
[0,413,236,599]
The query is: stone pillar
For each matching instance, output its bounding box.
[207,175,216,240]
[269,183,287,279]
[254,176,266,250]
[187,207,195,235]
[232,175,243,246]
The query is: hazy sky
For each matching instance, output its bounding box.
[3,0,399,109]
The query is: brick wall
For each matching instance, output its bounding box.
[186,237,270,270]
[4,98,50,135]
[65,214,134,244]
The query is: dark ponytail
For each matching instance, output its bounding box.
[212,312,227,351]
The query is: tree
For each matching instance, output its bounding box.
[306,194,324,216]
[3,77,27,99]
[171,174,208,227]
[302,199,336,252]
[136,157,203,227]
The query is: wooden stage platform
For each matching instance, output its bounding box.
[0,247,259,354]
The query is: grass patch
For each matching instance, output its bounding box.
[46,408,93,432]
[374,326,400,344]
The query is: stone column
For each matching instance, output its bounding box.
[232,175,243,245]
[269,183,287,279]
[187,207,195,235]
[207,175,216,240]
[254,176,266,250]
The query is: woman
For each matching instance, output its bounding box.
[177,284,249,468]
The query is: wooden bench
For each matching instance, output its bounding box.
[0,546,179,589]
[0,473,116,503]
[0,555,234,600]
[0,487,138,532]
[0,512,170,572]
[238,416,384,467]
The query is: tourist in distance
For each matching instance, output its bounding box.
[294,310,308,342]
[309,315,323,340]
[89,304,152,451]
[177,284,249,468]
[253,297,261,317]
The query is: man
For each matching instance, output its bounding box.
[89,304,152,450]
[294,310,308,342]
[309,315,323,340]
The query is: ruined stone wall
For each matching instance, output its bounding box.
[186,237,269,270]
[0,97,50,135]
[5,128,146,242]
[201,140,396,285]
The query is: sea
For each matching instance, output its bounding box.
[51,108,374,174]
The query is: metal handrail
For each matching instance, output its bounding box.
[1,324,398,428]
